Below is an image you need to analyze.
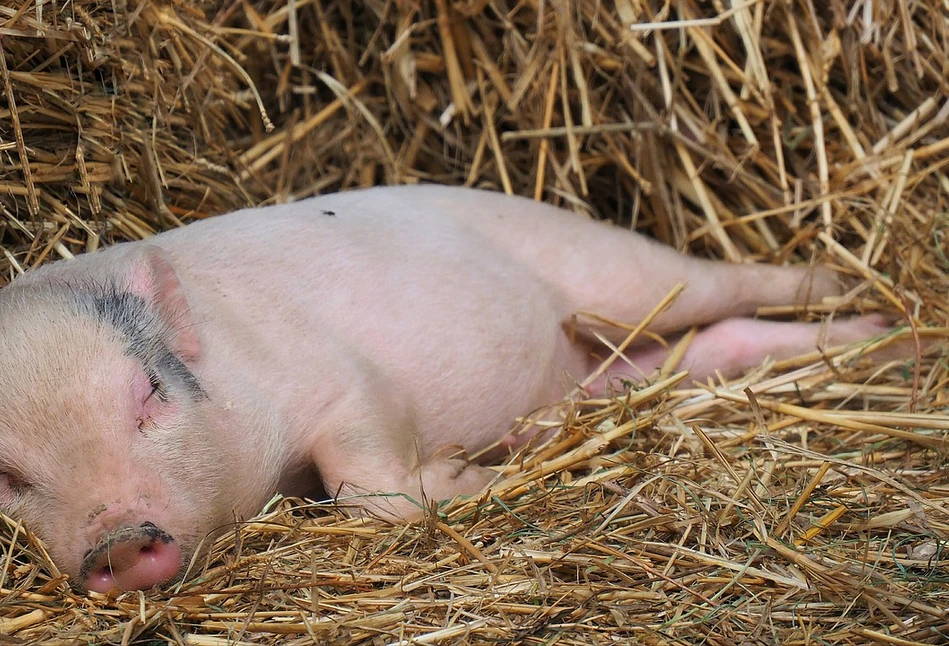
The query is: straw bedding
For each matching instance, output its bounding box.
[1,0,948,643]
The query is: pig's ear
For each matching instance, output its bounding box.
[125,246,200,362]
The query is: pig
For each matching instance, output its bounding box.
[0,184,895,594]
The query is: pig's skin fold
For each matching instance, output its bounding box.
[0,184,898,592]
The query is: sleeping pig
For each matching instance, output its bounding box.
[0,184,895,594]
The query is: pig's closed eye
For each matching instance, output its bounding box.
[138,371,166,431]
[147,372,167,402]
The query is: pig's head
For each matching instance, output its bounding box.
[0,246,282,594]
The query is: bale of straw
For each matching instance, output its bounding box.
[0,0,948,643]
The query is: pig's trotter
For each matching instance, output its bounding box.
[415,457,497,502]
[316,428,498,521]
[336,457,496,521]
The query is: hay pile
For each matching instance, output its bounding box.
[1,0,948,643]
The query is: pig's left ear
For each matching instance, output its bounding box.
[125,245,200,363]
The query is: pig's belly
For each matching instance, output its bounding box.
[323,261,591,456]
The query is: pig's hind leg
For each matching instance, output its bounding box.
[589,313,897,393]
[453,191,842,339]
[552,236,842,344]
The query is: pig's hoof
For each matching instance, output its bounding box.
[420,459,497,500]
[335,460,498,522]
[80,523,181,593]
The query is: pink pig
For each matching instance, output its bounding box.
[0,185,891,594]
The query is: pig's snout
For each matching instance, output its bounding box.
[79,522,181,593]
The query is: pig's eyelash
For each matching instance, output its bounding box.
[147,371,168,403]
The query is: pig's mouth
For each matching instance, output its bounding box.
[78,522,182,594]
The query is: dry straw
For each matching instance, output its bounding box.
[1,0,948,643]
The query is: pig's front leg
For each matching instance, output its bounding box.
[314,431,497,520]
[305,387,496,520]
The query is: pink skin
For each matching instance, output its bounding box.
[0,185,910,594]
[78,372,184,593]
[82,525,182,593]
